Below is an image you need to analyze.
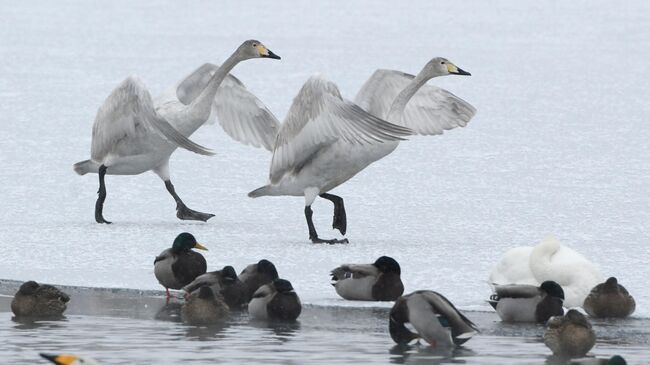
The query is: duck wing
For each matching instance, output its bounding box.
[171,251,207,287]
[269,75,412,184]
[410,290,478,346]
[330,264,379,281]
[354,69,476,134]
[494,284,542,299]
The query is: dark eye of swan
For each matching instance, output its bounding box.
[441,61,445,65]
[253,43,257,47]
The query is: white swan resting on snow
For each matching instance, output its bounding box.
[249,57,476,243]
[73,40,280,223]
[489,237,604,308]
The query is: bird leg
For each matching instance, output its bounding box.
[305,205,349,244]
[94,164,112,224]
[320,193,347,235]
[164,180,215,222]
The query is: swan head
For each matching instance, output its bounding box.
[237,40,281,60]
[422,57,471,78]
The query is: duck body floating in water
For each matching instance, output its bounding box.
[11,281,69,319]
[544,309,596,358]
[181,286,230,325]
[389,290,478,347]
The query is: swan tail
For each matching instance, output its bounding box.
[73,159,99,175]
[248,185,271,198]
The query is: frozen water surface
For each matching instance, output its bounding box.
[1,0,649,363]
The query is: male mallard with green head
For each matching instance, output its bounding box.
[154,232,207,298]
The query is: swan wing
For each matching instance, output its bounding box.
[354,69,476,135]
[91,76,214,162]
[269,75,412,183]
[172,63,280,151]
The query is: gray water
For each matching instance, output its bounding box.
[1,281,648,364]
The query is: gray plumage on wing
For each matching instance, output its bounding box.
[389,290,478,347]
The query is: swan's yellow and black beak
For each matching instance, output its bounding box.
[447,63,471,76]
[40,354,79,365]
[193,242,208,251]
[256,44,281,59]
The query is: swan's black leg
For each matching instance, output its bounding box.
[320,193,347,235]
[164,180,214,222]
[305,205,349,244]
[95,164,112,224]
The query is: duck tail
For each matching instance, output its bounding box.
[73,159,99,175]
[248,185,272,198]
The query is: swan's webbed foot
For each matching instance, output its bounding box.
[310,236,349,245]
[176,204,215,222]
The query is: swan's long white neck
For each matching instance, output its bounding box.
[529,237,560,276]
[386,70,431,124]
[176,52,242,136]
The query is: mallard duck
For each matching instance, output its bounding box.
[569,355,627,365]
[183,265,248,309]
[389,290,478,347]
[11,281,69,319]
[330,256,404,301]
[488,280,564,323]
[544,309,596,358]
[238,259,279,301]
[248,279,301,321]
[181,286,229,325]
[583,277,635,318]
[40,353,99,365]
[154,232,207,298]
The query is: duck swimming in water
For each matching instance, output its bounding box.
[11,281,69,319]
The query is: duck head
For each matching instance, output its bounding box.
[273,279,295,293]
[540,280,565,300]
[18,281,40,295]
[171,232,207,253]
[374,256,401,275]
